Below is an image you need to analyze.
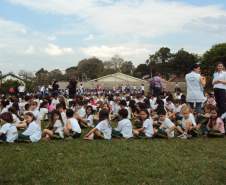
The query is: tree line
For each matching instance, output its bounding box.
[17,43,226,87]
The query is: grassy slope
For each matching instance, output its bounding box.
[0,138,226,185]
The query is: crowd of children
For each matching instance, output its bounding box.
[0,89,225,143]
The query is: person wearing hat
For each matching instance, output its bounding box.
[185,63,206,113]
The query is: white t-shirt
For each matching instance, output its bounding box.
[51,98,59,108]
[18,85,25,93]
[61,112,67,127]
[22,121,42,142]
[143,118,154,138]
[77,107,86,118]
[213,71,226,90]
[160,118,175,138]
[39,108,48,121]
[86,115,94,127]
[69,118,81,133]
[182,113,196,129]
[12,114,21,124]
[54,120,64,138]
[95,119,112,140]
[115,119,133,139]
[0,123,18,143]
[185,71,205,103]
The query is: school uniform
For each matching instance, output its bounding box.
[60,112,67,127]
[21,121,42,142]
[143,118,154,138]
[86,115,94,127]
[0,123,18,143]
[68,118,82,138]
[39,108,48,121]
[114,119,133,139]
[159,118,175,138]
[181,113,196,129]
[95,119,112,140]
[53,120,64,139]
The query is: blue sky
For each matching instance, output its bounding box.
[0,0,226,73]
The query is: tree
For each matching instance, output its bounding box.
[169,49,199,75]
[104,55,125,72]
[18,70,34,81]
[65,67,78,80]
[148,47,172,65]
[133,64,150,78]
[77,57,104,80]
[48,69,64,81]
[120,61,135,75]
[35,68,49,85]
[202,43,226,74]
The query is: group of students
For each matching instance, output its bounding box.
[0,89,225,143]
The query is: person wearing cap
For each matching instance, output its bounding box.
[185,63,206,113]
[212,62,226,116]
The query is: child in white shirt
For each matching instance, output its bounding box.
[113,108,133,139]
[77,106,94,128]
[0,112,18,143]
[17,112,41,143]
[156,109,176,138]
[133,109,154,138]
[43,110,64,140]
[178,105,198,139]
[64,109,81,139]
[84,109,112,140]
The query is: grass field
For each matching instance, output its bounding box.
[0,137,226,185]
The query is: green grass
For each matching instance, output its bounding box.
[0,138,226,185]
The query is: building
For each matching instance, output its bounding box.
[0,73,26,86]
[84,72,149,90]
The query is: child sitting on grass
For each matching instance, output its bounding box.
[64,109,81,139]
[84,109,112,140]
[43,110,64,140]
[133,109,154,139]
[178,105,198,139]
[77,106,95,128]
[206,107,225,137]
[112,108,133,139]
[156,109,177,138]
[0,112,18,143]
[17,112,41,143]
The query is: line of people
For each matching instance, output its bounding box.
[0,88,225,143]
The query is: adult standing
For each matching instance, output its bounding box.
[67,78,77,99]
[185,63,206,113]
[150,73,163,97]
[212,62,226,116]
[52,80,59,96]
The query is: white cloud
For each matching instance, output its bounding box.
[2,0,226,73]
[24,45,35,55]
[84,34,94,41]
[81,44,153,64]
[0,17,27,35]
[45,43,73,56]
[7,0,226,37]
